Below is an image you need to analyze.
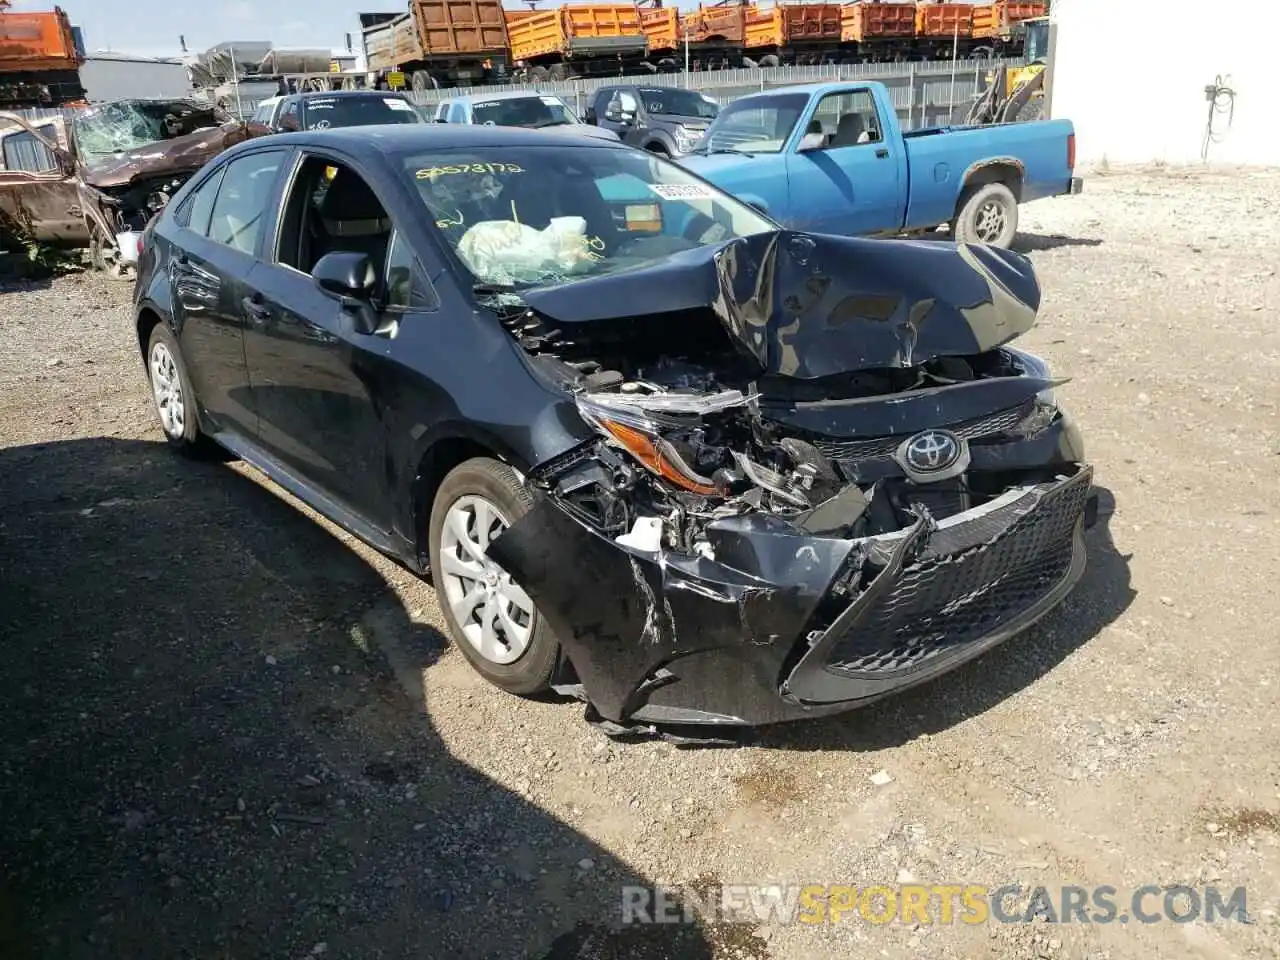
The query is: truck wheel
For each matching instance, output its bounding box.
[410,70,436,92]
[952,182,1019,248]
[428,457,560,696]
[1016,95,1046,123]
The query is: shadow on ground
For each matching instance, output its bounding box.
[1013,232,1103,252]
[0,437,720,960]
[755,485,1133,751]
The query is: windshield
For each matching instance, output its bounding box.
[71,100,226,166]
[402,144,774,287]
[1023,20,1049,61]
[691,92,808,155]
[304,96,422,129]
[471,96,579,128]
[635,87,718,120]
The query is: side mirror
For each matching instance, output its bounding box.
[313,251,381,335]
[53,146,75,177]
[313,251,375,300]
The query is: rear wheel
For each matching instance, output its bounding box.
[145,323,216,456]
[428,457,559,695]
[952,182,1019,248]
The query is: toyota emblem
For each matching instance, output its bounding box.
[903,430,962,473]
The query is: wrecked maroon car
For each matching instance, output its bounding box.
[131,127,1097,740]
[0,100,256,278]
[73,99,257,277]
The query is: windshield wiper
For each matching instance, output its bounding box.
[535,119,572,128]
[473,282,520,296]
[690,146,754,157]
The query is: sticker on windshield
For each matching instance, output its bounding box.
[415,162,524,179]
[384,98,414,111]
[648,182,717,201]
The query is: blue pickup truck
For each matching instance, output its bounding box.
[678,80,1082,248]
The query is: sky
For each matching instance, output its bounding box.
[8,0,703,59]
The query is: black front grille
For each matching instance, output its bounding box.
[810,402,1031,462]
[825,471,1090,676]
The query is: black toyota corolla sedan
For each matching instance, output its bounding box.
[133,124,1097,736]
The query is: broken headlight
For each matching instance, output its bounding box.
[574,391,746,497]
[1000,348,1060,439]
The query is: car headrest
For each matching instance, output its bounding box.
[320,170,390,236]
[833,113,864,146]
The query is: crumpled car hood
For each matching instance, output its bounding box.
[81,121,254,189]
[520,230,1040,379]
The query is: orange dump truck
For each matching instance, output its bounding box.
[0,4,85,107]
[972,1,1047,41]
[676,4,749,69]
[640,6,678,56]
[744,2,843,64]
[914,1,985,56]
[505,3,650,80]
[362,0,509,91]
[840,2,916,43]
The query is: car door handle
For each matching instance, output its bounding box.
[242,295,271,324]
[875,148,889,159]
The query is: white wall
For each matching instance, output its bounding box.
[1051,0,1280,165]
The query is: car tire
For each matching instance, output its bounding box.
[145,323,217,457]
[952,182,1019,248]
[428,457,559,696]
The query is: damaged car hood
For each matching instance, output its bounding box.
[520,230,1040,379]
[73,99,255,189]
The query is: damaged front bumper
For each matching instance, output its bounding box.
[488,462,1097,729]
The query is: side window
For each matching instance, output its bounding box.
[275,155,393,282]
[448,102,467,124]
[384,230,438,311]
[2,123,57,172]
[617,90,639,116]
[812,90,882,149]
[207,151,286,254]
[278,101,301,131]
[176,166,227,236]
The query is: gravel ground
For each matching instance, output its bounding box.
[1,164,1278,960]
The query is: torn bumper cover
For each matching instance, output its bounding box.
[481,228,1098,729]
[489,465,1096,728]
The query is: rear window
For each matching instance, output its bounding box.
[304,96,422,130]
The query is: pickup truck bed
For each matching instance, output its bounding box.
[679,80,1081,248]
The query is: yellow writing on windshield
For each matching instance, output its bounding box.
[416,163,524,180]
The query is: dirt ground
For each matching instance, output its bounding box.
[1,165,1278,960]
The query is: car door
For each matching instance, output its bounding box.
[784,87,903,237]
[241,150,435,531]
[606,89,648,148]
[167,148,290,439]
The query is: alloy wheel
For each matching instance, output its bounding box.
[438,494,535,665]
[974,200,1009,244]
[149,341,185,439]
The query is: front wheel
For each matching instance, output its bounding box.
[428,457,559,695]
[952,182,1019,248]
[145,324,213,456]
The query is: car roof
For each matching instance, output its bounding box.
[739,81,860,100]
[235,123,622,157]
[446,89,566,106]
[289,89,413,100]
